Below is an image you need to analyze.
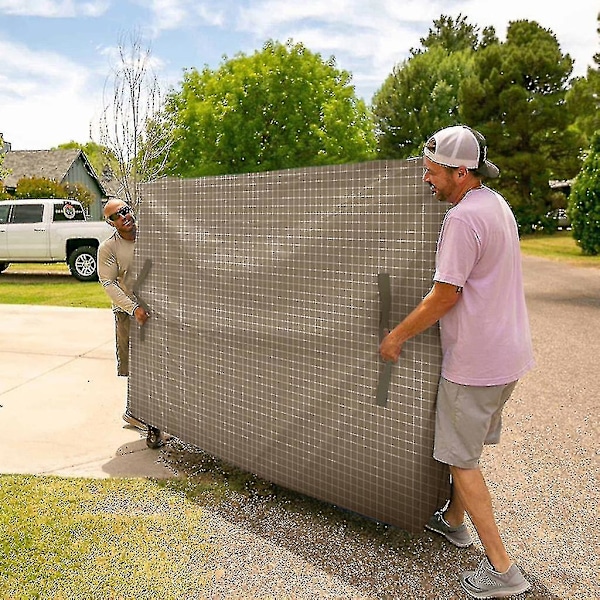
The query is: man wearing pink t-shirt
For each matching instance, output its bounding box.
[380,125,534,599]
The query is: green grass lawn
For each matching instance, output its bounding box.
[0,475,213,598]
[0,263,111,308]
[519,230,600,267]
[0,445,268,598]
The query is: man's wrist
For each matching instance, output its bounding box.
[388,325,408,346]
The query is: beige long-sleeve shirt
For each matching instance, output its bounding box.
[97,231,138,315]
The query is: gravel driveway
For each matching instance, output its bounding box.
[157,254,598,600]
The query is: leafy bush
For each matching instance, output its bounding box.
[568,133,600,255]
[63,182,92,211]
[14,177,92,210]
[15,177,68,199]
[503,189,558,236]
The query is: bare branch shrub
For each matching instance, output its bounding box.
[98,32,175,209]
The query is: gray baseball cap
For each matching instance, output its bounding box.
[423,125,499,178]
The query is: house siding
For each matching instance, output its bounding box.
[64,160,106,220]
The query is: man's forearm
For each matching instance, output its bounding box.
[379,281,461,362]
[387,296,444,344]
[100,280,138,315]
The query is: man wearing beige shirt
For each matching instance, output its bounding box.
[98,199,149,428]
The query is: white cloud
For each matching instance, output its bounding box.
[237,0,432,32]
[144,0,188,32]
[238,0,356,29]
[0,39,101,149]
[193,1,226,28]
[0,0,109,18]
[142,0,226,36]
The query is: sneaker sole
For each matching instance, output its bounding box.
[461,573,531,598]
[425,523,473,548]
[123,415,147,430]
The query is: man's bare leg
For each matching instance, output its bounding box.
[443,475,466,527]
[449,465,512,573]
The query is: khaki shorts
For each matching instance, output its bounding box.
[433,377,518,469]
[114,311,131,377]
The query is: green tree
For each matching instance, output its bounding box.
[373,47,475,159]
[373,14,495,159]
[0,133,8,182]
[567,72,600,151]
[0,134,10,200]
[459,20,579,233]
[565,13,600,150]
[567,133,600,255]
[416,13,480,54]
[163,40,376,177]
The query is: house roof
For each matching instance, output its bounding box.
[1,149,109,196]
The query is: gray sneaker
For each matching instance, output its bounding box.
[425,510,473,548]
[461,557,531,598]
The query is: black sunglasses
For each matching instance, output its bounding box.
[108,205,132,221]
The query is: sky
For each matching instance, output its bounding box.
[0,0,598,151]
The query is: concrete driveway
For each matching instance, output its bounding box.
[0,304,173,478]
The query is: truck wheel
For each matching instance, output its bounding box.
[68,246,98,282]
[0,262,9,273]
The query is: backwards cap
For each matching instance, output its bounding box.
[423,125,499,178]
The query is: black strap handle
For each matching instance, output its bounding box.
[376,273,392,406]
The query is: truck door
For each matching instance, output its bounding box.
[6,203,50,259]
[0,203,9,258]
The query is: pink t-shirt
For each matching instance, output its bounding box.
[434,186,535,386]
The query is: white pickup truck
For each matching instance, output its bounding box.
[0,198,113,281]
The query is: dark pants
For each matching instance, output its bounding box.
[114,311,131,377]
